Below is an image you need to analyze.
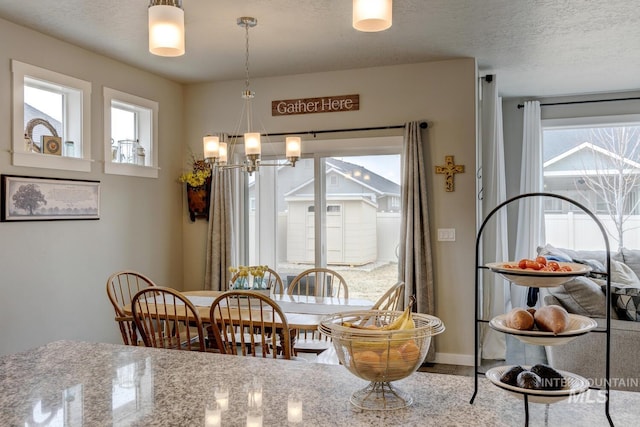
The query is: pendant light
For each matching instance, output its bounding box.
[148,0,185,57]
[353,0,393,32]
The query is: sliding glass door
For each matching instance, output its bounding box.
[243,137,403,301]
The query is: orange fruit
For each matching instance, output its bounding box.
[352,350,382,376]
[398,340,421,364]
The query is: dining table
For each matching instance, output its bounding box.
[182,290,374,329]
[1,340,638,426]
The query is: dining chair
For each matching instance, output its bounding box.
[286,267,349,298]
[229,266,285,295]
[208,290,293,360]
[286,268,348,356]
[131,286,206,352]
[106,270,157,346]
[372,281,405,311]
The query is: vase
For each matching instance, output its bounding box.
[186,176,212,222]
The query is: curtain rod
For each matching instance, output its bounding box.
[228,121,428,139]
[517,96,640,109]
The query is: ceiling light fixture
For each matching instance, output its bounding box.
[353,0,393,32]
[203,17,301,175]
[148,0,185,57]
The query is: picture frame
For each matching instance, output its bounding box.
[1,175,100,221]
[42,136,62,155]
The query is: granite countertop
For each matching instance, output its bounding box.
[0,340,637,426]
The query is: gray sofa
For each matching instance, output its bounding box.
[538,245,640,392]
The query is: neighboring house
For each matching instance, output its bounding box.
[249,158,401,265]
[543,141,640,215]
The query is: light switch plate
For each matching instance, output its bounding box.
[437,228,456,241]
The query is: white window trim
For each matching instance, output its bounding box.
[103,87,159,178]
[11,60,92,172]
[543,113,640,129]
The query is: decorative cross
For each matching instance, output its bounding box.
[435,155,465,192]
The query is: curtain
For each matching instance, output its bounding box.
[480,76,509,360]
[205,135,235,291]
[513,101,545,308]
[398,121,436,361]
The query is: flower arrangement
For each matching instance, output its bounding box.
[178,155,211,187]
[228,265,270,289]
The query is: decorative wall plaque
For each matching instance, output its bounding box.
[272,94,359,116]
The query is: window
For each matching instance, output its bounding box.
[104,87,158,178]
[242,135,403,302]
[543,114,640,251]
[12,60,91,172]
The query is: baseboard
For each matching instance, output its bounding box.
[434,352,475,366]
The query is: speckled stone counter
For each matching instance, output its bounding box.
[0,341,637,426]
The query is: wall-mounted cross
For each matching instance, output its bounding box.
[435,155,465,192]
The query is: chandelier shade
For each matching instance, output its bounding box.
[148,1,185,57]
[352,0,393,32]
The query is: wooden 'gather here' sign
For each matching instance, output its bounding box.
[272,94,359,116]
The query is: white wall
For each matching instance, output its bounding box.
[0,18,185,356]
[183,59,478,364]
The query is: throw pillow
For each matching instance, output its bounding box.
[610,285,640,321]
[548,276,606,318]
[537,244,573,262]
[609,260,640,286]
[621,248,640,278]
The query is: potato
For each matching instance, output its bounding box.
[505,308,535,330]
[534,305,569,334]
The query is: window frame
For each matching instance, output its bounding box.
[103,87,159,178]
[12,60,92,172]
[542,113,640,249]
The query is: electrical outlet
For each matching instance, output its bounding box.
[437,228,456,241]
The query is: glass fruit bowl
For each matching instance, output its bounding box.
[319,309,445,410]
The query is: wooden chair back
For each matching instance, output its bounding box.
[372,281,405,311]
[208,290,293,360]
[106,271,157,345]
[229,267,285,295]
[131,287,206,352]
[285,268,347,355]
[287,268,349,298]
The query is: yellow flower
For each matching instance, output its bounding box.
[179,156,212,187]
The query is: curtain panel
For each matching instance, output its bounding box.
[398,121,436,361]
[514,101,545,308]
[479,76,509,360]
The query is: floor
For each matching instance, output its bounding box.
[419,335,548,376]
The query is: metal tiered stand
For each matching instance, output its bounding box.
[470,193,614,426]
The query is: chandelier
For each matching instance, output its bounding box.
[203,17,301,175]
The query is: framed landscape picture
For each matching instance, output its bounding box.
[1,175,100,221]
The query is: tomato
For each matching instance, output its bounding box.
[548,261,560,271]
[535,256,547,266]
[518,259,528,269]
[525,260,544,270]
[560,265,573,272]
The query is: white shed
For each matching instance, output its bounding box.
[286,195,377,265]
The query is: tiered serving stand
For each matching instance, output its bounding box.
[470,192,614,426]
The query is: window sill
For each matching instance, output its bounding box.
[104,162,159,178]
[12,151,92,172]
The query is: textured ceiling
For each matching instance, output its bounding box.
[0,0,639,98]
